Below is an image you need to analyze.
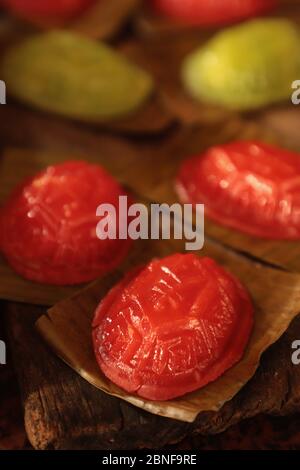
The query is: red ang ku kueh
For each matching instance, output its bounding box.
[176,141,300,240]
[0,161,132,285]
[93,254,253,401]
[151,0,277,26]
[1,0,96,21]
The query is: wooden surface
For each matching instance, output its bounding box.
[0,311,27,451]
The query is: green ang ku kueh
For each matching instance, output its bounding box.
[182,18,300,110]
[2,30,154,121]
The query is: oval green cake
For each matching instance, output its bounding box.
[2,31,154,121]
[182,19,300,110]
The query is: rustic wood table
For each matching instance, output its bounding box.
[2,352,300,450]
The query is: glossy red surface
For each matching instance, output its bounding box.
[151,0,277,26]
[176,141,300,240]
[2,0,95,21]
[0,161,132,285]
[93,253,253,400]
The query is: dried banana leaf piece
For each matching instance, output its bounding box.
[2,30,154,122]
[182,19,300,110]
